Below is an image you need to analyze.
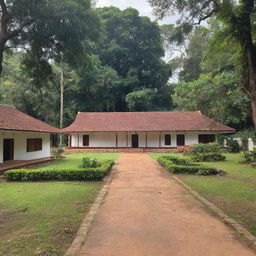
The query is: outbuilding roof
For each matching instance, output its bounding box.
[62,111,235,133]
[0,105,60,133]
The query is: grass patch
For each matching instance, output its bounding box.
[0,153,119,255]
[150,152,256,236]
[37,153,120,170]
[0,181,100,256]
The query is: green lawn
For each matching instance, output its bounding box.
[32,152,121,169]
[0,153,120,255]
[150,153,256,236]
[0,182,100,256]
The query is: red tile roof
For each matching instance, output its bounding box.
[0,105,60,133]
[62,111,235,133]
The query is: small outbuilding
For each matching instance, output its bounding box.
[0,105,60,165]
[63,111,235,149]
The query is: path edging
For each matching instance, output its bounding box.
[64,167,116,256]
[172,175,256,250]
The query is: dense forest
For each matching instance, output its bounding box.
[0,0,255,133]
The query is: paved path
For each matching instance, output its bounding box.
[79,153,255,256]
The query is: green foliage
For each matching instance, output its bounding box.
[149,0,256,129]
[184,143,226,162]
[225,138,241,153]
[51,148,64,160]
[0,0,99,74]
[179,27,210,82]
[173,72,250,129]
[95,7,172,111]
[125,87,173,111]
[191,153,226,162]
[243,149,256,163]
[185,143,220,155]
[162,156,198,166]
[80,157,101,168]
[1,6,174,129]
[5,160,114,181]
[158,155,225,176]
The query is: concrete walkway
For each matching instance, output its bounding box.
[79,153,256,256]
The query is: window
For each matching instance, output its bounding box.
[165,135,171,145]
[27,138,42,152]
[198,134,216,144]
[83,135,89,146]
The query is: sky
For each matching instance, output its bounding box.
[95,0,177,25]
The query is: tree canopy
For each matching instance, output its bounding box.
[0,5,173,129]
[149,0,256,128]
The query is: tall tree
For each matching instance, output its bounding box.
[0,0,98,75]
[96,7,172,111]
[149,0,256,128]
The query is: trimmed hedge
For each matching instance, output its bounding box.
[160,156,199,166]
[191,153,226,162]
[5,160,114,181]
[158,156,226,176]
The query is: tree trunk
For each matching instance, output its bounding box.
[245,45,256,130]
[251,98,256,129]
[59,57,64,149]
[0,40,6,75]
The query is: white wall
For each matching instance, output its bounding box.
[0,130,51,163]
[70,131,217,148]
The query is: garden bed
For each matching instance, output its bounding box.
[157,155,225,175]
[5,159,115,182]
[151,152,256,236]
[0,153,120,255]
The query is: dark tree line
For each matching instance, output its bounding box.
[0,3,174,128]
[1,0,255,132]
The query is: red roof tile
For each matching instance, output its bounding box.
[62,111,235,133]
[0,105,60,133]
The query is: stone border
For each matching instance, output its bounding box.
[172,175,256,250]
[65,166,116,256]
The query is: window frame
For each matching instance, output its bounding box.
[198,134,216,144]
[27,138,43,152]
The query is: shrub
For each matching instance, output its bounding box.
[184,143,225,162]
[225,138,241,153]
[184,143,220,155]
[51,148,64,160]
[5,160,114,181]
[158,155,225,176]
[80,157,101,168]
[191,153,226,162]
[243,149,256,163]
[161,156,198,166]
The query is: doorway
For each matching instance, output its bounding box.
[177,134,185,146]
[132,134,139,148]
[3,139,14,162]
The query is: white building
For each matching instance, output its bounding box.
[63,111,235,149]
[0,105,60,164]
